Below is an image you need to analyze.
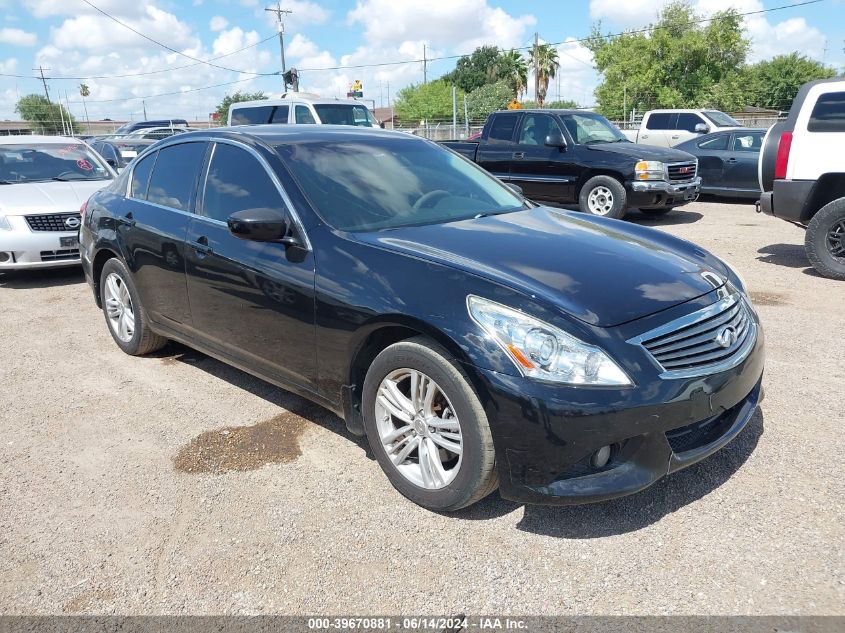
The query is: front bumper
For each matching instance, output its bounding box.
[0,216,80,269]
[470,307,764,505]
[628,177,701,208]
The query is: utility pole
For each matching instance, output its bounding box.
[266,2,292,90]
[423,44,427,84]
[142,100,147,121]
[533,32,539,107]
[34,66,51,102]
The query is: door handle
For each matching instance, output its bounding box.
[192,236,212,256]
[671,135,680,139]
[512,152,525,159]
[117,213,135,228]
[727,158,738,163]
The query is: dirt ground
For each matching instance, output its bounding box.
[1,199,842,616]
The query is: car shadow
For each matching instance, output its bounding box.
[756,243,823,277]
[455,408,764,537]
[0,266,85,289]
[152,342,763,534]
[696,194,758,206]
[152,342,372,456]
[626,209,703,226]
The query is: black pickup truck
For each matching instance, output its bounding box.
[441,109,701,219]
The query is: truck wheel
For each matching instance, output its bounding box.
[579,176,627,219]
[640,208,673,216]
[805,198,845,281]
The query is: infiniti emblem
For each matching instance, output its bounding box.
[64,215,81,229]
[714,326,738,349]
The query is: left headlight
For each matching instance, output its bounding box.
[718,257,749,296]
[467,295,632,386]
[635,160,665,181]
[0,215,11,231]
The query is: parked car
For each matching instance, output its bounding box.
[228,92,380,127]
[0,135,115,269]
[88,139,129,171]
[112,119,188,135]
[90,138,157,165]
[759,77,845,280]
[623,109,744,147]
[122,126,196,141]
[80,126,764,511]
[675,129,765,198]
[441,109,700,219]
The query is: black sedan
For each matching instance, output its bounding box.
[675,129,766,198]
[79,126,764,511]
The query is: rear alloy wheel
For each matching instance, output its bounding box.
[99,258,167,355]
[805,198,845,281]
[362,336,498,511]
[579,175,627,219]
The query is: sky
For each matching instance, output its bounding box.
[0,0,843,122]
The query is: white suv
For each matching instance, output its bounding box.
[758,78,845,280]
[228,92,380,127]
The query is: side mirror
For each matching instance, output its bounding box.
[544,131,566,150]
[379,121,385,129]
[694,123,709,134]
[505,183,523,196]
[227,208,297,245]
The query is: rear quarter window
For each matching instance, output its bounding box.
[230,105,274,125]
[807,91,845,132]
[487,114,519,144]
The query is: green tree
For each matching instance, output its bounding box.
[544,99,579,109]
[496,49,528,98]
[529,43,559,107]
[215,91,267,124]
[441,46,503,93]
[745,53,836,111]
[79,83,91,133]
[587,2,749,118]
[466,81,513,120]
[394,80,464,122]
[15,94,78,135]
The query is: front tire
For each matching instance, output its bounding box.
[362,336,498,511]
[100,258,167,355]
[579,175,627,219]
[805,198,845,280]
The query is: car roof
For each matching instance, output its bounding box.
[231,97,370,108]
[0,135,85,145]
[159,125,411,147]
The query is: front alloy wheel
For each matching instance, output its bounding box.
[587,186,615,216]
[375,368,463,489]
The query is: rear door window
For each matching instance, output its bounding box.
[295,105,317,124]
[645,113,673,130]
[487,114,519,144]
[146,142,207,211]
[230,106,273,125]
[808,91,845,132]
[129,151,157,199]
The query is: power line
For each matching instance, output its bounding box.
[65,76,258,105]
[78,0,277,76]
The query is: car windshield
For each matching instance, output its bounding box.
[559,112,629,144]
[703,111,742,127]
[277,137,526,231]
[0,143,112,183]
[313,104,378,127]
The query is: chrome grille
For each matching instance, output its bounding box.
[25,213,80,232]
[666,161,697,182]
[630,294,756,378]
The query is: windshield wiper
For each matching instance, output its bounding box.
[51,176,108,182]
[0,180,14,185]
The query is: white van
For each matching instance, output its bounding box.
[228,93,380,127]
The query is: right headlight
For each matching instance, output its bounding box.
[467,295,632,386]
[635,160,665,181]
[0,215,11,231]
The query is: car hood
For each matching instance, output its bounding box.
[0,180,111,215]
[588,142,695,163]
[359,207,728,328]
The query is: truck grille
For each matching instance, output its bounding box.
[631,294,756,378]
[40,249,80,262]
[666,161,697,182]
[25,213,81,232]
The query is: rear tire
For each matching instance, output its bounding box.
[805,198,845,281]
[579,175,627,219]
[639,208,673,216]
[99,258,167,355]
[362,336,498,511]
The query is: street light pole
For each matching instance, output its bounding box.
[265,2,293,90]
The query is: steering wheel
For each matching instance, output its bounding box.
[412,190,450,211]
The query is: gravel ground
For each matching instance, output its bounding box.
[0,199,842,616]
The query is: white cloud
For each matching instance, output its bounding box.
[0,27,36,46]
[49,7,195,52]
[0,58,18,74]
[23,0,147,19]
[589,0,829,63]
[258,0,330,31]
[209,16,228,32]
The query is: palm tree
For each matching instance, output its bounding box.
[530,43,559,107]
[79,83,91,134]
[496,49,528,99]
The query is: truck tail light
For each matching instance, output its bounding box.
[774,131,793,180]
